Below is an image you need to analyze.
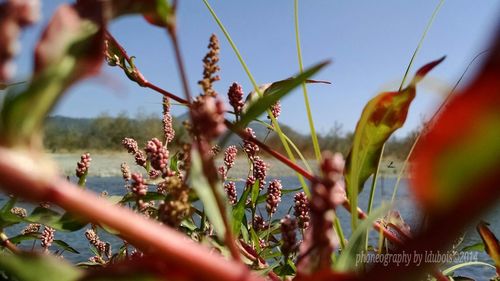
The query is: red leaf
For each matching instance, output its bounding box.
[477,221,500,274]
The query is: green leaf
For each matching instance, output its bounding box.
[251,180,260,208]
[235,61,330,128]
[53,240,80,254]
[120,192,165,203]
[0,198,24,228]
[0,252,82,281]
[189,150,226,240]
[169,153,179,172]
[442,261,495,276]
[9,233,40,244]
[0,197,17,213]
[231,185,252,236]
[335,204,390,272]
[26,207,61,225]
[249,225,261,253]
[25,208,87,232]
[461,242,485,252]
[258,222,280,240]
[142,0,173,28]
[344,57,444,228]
[57,212,88,231]
[274,261,296,276]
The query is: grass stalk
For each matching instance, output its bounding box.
[294,0,322,164]
[294,0,348,250]
[364,150,384,250]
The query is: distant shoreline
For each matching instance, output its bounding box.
[48,152,407,179]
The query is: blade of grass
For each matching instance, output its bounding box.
[293,1,350,252]
[442,261,495,276]
[202,0,311,196]
[294,0,322,163]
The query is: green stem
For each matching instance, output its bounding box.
[334,214,346,250]
[294,0,322,163]
[364,150,383,250]
[77,173,87,188]
[398,0,445,92]
[203,0,310,196]
[372,0,445,205]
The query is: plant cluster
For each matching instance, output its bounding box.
[0,1,499,281]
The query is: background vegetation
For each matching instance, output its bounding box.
[44,114,418,159]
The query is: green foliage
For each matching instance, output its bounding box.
[0,253,82,281]
[190,150,226,240]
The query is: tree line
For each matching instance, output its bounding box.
[43,114,418,159]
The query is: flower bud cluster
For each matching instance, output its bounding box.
[198,34,220,97]
[131,173,147,197]
[227,82,245,115]
[10,207,27,218]
[85,229,110,258]
[268,101,281,120]
[266,179,282,215]
[162,97,175,143]
[120,162,131,181]
[158,188,190,228]
[21,223,40,235]
[243,128,259,159]
[253,215,268,232]
[294,192,310,229]
[122,138,146,167]
[224,145,238,169]
[75,153,91,178]
[191,95,226,139]
[41,226,55,249]
[224,182,237,205]
[253,156,268,190]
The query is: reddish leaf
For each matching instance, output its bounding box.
[477,221,500,274]
[344,57,444,223]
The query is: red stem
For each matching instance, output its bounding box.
[144,81,189,105]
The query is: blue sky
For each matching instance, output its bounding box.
[12,0,500,137]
